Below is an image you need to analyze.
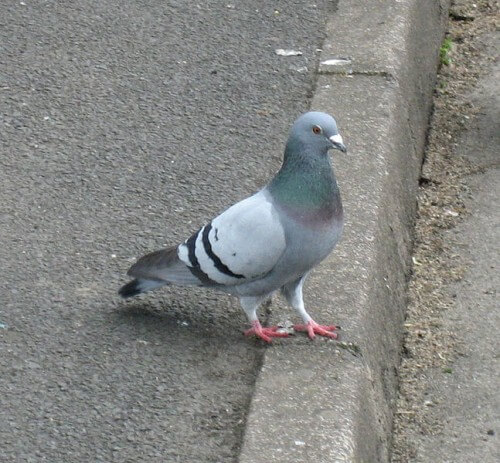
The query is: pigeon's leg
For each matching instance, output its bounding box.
[240,295,289,343]
[281,275,338,340]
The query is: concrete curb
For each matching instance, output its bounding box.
[238,1,449,462]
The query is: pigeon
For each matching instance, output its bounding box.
[119,111,347,342]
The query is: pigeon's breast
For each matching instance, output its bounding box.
[273,199,344,277]
[276,191,343,231]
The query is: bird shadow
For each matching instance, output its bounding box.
[107,298,250,347]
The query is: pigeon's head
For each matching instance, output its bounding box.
[287,111,347,155]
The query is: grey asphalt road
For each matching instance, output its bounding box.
[0,1,337,461]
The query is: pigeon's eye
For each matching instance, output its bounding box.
[312,125,322,135]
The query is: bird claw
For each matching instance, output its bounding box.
[244,320,289,343]
[294,320,338,340]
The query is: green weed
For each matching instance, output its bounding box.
[440,38,453,66]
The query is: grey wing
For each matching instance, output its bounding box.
[177,190,287,286]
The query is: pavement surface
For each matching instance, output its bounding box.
[408,37,499,463]
[0,1,336,462]
[0,1,451,462]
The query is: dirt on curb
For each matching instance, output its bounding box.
[391,1,499,462]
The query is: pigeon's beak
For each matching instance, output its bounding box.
[329,134,347,153]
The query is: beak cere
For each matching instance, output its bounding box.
[329,134,347,153]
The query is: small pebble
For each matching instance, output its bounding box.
[275,49,302,57]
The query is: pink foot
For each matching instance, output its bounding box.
[294,320,338,340]
[244,320,289,343]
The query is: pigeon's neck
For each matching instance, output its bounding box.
[268,145,342,223]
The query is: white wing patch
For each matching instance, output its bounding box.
[177,242,191,267]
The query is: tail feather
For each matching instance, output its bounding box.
[119,245,202,298]
[127,246,201,286]
[118,279,142,298]
[118,278,166,298]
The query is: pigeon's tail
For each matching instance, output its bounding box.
[118,278,166,298]
[126,246,202,286]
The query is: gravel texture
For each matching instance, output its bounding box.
[391,1,499,461]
